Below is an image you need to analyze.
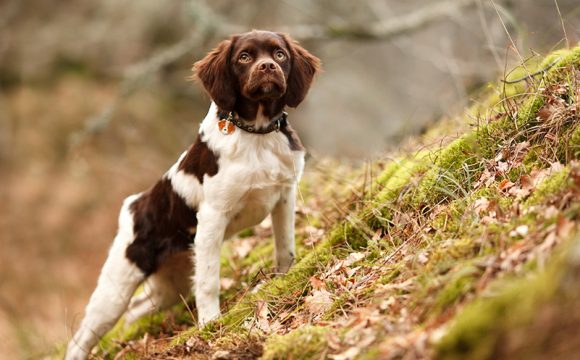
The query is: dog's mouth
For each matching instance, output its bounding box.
[244,73,287,100]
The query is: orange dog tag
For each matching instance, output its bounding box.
[218,120,235,135]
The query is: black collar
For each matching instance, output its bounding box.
[218,111,288,134]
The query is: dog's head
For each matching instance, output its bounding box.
[193,30,321,113]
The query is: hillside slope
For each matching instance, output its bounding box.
[55,45,580,360]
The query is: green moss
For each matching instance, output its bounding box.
[499,56,548,100]
[374,159,403,192]
[434,265,481,313]
[517,94,545,129]
[261,326,328,360]
[435,235,578,360]
[430,186,506,235]
[524,167,571,206]
[241,242,274,267]
[376,158,429,204]
[540,49,569,69]
[378,267,402,285]
[413,133,483,206]
[544,46,580,82]
[367,159,430,231]
[238,228,254,238]
[570,125,580,160]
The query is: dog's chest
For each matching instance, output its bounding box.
[225,186,281,236]
[221,152,298,230]
[216,150,301,236]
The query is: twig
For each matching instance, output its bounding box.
[489,0,535,86]
[501,57,560,84]
[554,0,570,49]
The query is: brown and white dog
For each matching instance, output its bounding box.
[66,30,320,359]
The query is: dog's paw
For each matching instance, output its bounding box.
[276,251,295,273]
[197,309,221,328]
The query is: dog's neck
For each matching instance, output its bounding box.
[229,97,286,123]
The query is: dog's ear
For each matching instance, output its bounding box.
[193,38,237,111]
[279,33,321,108]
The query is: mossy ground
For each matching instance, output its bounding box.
[53,46,580,359]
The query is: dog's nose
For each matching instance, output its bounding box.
[257,60,277,73]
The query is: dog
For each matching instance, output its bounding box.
[65,30,320,359]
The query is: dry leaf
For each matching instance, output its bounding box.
[330,347,361,360]
[499,178,515,192]
[233,239,254,258]
[513,141,530,161]
[255,300,271,333]
[325,252,365,277]
[474,197,490,215]
[344,252,365,267]
[212,350,231,360]
[304,225,325,246]
[304,289,333,316]
[345,266,361,278]
[327,331,342,351]
[379,296,396,311]
[520,174,533,192]
[497,161,509,173]
[417,251,429,265]
[556,217,575,238]
[220,277,235,290]
[310,276,326,290]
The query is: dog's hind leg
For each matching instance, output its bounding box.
[124,251,192,324]
[66,196,145,360]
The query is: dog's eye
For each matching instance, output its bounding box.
[239,53,252,63]
[274,50,286,61]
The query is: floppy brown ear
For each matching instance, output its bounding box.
[280,34,321,108]
[192,39,236,111]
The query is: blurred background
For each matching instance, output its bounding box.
[0,0,578,358]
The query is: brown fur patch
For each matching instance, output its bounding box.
[279,33,321,108]
[126,178,198,275]
[178,134,219,183]
[280,122,304,151]
[192,39,236,111]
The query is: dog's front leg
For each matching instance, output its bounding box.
[194,204,227,326]
[271,184,297,273]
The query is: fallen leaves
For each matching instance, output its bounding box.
[302,252,367,319]
[304,289,334,318]
[473,197,502,223]
[303,225,325,246]
[255,300,271,333]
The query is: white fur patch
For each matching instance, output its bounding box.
[166,157,204,208]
